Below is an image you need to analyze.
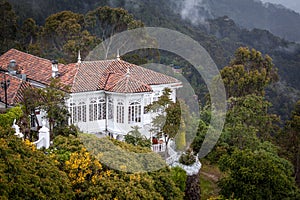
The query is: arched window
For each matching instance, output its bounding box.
[117,101,124,123]
[128,101,141,124]
[70,101,86,123]
[89,98,97,121]
[98,98,106,120]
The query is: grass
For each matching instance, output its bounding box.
[199,159,222,200]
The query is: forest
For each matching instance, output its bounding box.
[0,0,300,199]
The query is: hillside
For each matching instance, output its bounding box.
[205,0,300,43]
[4,0,300,118]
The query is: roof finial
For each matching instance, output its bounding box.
[77,50,81,64]
[117,49,120,61]
[126,68,130,77]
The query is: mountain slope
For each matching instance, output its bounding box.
[205,0,300,43]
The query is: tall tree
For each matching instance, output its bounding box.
[147,88,181,158]
[221,47,278,98]
[0,0,17,53]
[41,11,97,62]
[279,100,300,187]
[85,6,143,59]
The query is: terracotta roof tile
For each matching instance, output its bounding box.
[0,72,32,106]
[0,49,180,94]
[0,49,78,88]
[72,59,180,93]
[105,72,153,93]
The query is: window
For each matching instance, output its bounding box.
[117,101,124,123]
[128,101,141,123]
[98,98,106,120]
[70,102,86,123]
[108,98,113,119]
[89,97,106,121]
[89,98,97,121]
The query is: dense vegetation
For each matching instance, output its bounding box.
[2,0,300,120]
[1,0,300,199]
[0,111,185,199]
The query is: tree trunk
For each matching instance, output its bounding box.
[184,170,201,200]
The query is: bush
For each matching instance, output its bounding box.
[179,148,196,166]
[0,128,74,199]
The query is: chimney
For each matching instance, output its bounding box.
[51,60,59,78]
[8,60,17,75]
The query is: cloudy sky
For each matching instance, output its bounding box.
[261,0,300,13]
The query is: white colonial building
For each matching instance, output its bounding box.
[0,49,181,139]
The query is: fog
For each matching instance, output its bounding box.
[261,0,300,13]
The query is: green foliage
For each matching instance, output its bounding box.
[125,126,151,148]
[278,100,300,187]
[48,134,184,199]
[79,133,166,173]
[171,166,187,192]
[149,168,185,200]
[29,78,70,138]
[0,106,23,128]
[0,0,17,54]
[48,134,84,167]
[86,6,143,39]
[221,47,278,98]
[175,119,186,151]
[0,128,74,199]
[218,148,299,199]
[53,124,79,137]
[41,10,98,62]
[147,88,181,158]
[179,148,196,166]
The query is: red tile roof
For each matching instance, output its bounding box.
[0,72,32,106]
[0,49,180,94]
[105,72,153,93]
[72,60,179,93]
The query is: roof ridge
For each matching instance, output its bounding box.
[9,48,53,64]
[78,59,116,64]
[11,79,23,104]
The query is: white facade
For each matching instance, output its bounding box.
[67,83,178,138]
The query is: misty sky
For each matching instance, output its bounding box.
[261,0,300,13]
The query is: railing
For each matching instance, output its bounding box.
[166,146,178,165]
[151,143,166,152]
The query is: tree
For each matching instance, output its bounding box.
[224,94,279,148]
[38,79,70,138]
[86,6,143,40]
[221,47,278,98]
[218,148,299,199]
[21,78,70,139]
[19,18,39,51]
[41,10,98,62]
[0,0,17,54]
[85,6,143,59]
[147,88,181,158]
[279,100,300,187]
